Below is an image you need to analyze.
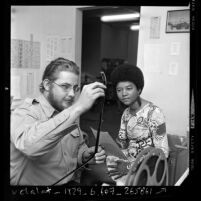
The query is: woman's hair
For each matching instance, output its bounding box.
[39,57,80,93]
[111,64,144,93]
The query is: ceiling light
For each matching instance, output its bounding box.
[130,25,140,31]
[101,13,140,22]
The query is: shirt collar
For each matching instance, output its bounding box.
[37,94,58,118]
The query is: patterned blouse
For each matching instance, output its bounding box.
[117,102,169,165]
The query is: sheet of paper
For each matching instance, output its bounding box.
[11,39,40,69]
[46,35,59,64]
[46,35,73,64]
[170,42,180,55]
[150,16,161,39]
[90,127,127,160]
[168,62,178,75]
[60,37,72,54]
[26,72,34,95]
[144,44,162,73]
[11,75,21,99]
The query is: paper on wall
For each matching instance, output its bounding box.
[170,42,180,55]
[26,72,34,95]
[46,35,73,64]
[11,75,21,99]
[144,44,162,73]
[168,62,178,75]
[46,35,59,64]
[11,38,40,69]
[150,16,161,39]
[60,37,72,54]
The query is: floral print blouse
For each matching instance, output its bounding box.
[117,102,169,165]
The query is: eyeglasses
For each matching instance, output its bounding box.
[52,81,80,93]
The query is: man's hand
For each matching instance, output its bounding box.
[107,159,130,180]
[82,146,106,164]
[74,82,106,114]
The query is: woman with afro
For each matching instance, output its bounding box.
[106,64,169,185]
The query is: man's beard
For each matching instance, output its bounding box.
[47,93,65,112]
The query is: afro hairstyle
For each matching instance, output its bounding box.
[111,64,144,92]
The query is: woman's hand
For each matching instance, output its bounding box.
[82,146,106,164]
[107,159,130,180]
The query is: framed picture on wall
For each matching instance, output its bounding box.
[166,9,190,33]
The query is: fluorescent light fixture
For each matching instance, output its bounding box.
[101,13,140,22]
[130,24,140,31]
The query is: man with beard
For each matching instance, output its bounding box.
[10,57,106,186]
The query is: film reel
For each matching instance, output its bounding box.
[125,147,168,186]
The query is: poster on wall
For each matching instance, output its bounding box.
[166,9,190,33]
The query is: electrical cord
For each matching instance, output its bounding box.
[51,71,107,186]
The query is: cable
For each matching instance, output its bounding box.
[51,71,107,186]
[51,154,95,186]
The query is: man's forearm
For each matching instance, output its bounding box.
[11,104,85,157]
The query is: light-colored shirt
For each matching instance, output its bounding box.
[118,102,169,164]
[10,94,88,186]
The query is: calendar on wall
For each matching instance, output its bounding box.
[11,37,41,100]
[11,39,40,69]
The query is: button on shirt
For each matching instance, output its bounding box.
[10,95,88,186]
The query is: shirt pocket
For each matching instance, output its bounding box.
[64,130,80,158]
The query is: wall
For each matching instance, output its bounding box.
[127,31,139,65]
[11,6,189,136]
[11,6,82,99]
[100,24,138,65]
[81,19,139,77]
[81,17,101,76]
[101,24,128,60]
[137,6,190,136]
